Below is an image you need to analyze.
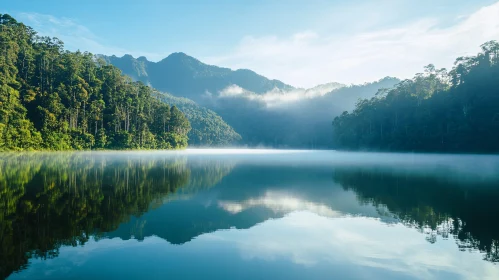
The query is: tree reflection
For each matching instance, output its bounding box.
[332,167,499,263]
[0,153,197,278]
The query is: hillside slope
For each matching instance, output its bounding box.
[99,53,294,102]
[155,92,241,146]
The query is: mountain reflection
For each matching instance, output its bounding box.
[2,151,499,279]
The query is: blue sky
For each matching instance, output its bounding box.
[3,0,499,87]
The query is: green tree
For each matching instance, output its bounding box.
[332,41,499,153]
[0,14,191,151]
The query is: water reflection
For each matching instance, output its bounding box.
[1,150,499,279]
[201,212,498,280]
[0,152,229,278]
[332,167,499,262]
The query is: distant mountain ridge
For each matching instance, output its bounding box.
[98,53,294,102]
[210,77,400,147]
[102,52,400,148]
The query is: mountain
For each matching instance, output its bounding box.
[155,92,241,146]
[100,54,150,84]
[98,53,294,102]
[209,77,400,147]
[298,82,346,96]
[98,54,243,146]
[103,52,400,148]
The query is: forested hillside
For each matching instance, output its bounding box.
[210,77,399,148]
[0,14,190,151]
[105,50,400,148]
[156,92,241,146]
[333,41,499,153]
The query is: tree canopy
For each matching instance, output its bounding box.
[157,92,241,146]
[332,41,499,153]
[0,14,190,151]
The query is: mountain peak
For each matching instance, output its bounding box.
[122,54,135,59]
[168,52,188,57]
[163,52,196,62]
[103,52,295,101]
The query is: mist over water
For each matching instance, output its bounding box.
[63,148,499,180]
[2,149,499,279]
[137,148,499,182]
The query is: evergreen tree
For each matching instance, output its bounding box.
[332,41,499,153]
[0,14,190,151]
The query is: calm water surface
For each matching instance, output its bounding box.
[1,149,499,279]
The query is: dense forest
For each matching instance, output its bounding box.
[0,14,190,151]
[157,92,241,146]
[333,41,499,153]
[104,50,400,148]
[209,78,399,147]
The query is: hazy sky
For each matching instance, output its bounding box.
[3,0,499,87]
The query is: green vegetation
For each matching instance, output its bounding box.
[333,41,499,153]
[0,14,190,151]
[101,38,402,149]
[211,78,399,148]
[156,92,241,146]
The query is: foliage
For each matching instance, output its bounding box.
[157,92,241,146]
[332,41,499,153]
[101,39,401,149]
[0,14,190,151]
[210,78,399,148]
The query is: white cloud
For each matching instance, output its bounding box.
[14,2,499,89]
[204,1,499,87]
[218,82,344,108]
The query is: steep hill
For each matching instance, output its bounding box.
[210,77,400,148]
[99,53,294,102]
[155,92,241,146]
[102,53,399,148]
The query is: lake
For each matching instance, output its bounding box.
[1,149,499,279]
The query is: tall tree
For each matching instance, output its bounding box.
[0,14,191,151]
[332,41,499,153]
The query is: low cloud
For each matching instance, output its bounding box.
[205,2,499,87]
[218,82,344,108]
